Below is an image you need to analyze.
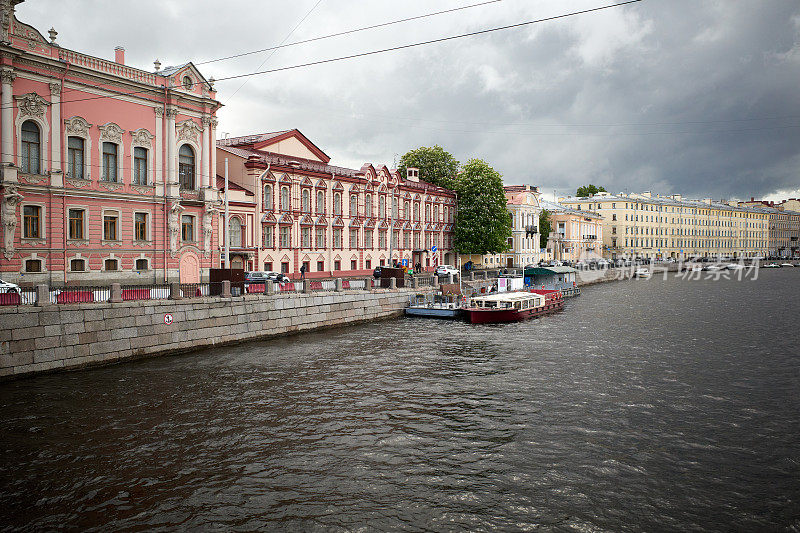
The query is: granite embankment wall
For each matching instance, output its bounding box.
[0,288,422,380]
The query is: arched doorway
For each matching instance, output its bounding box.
[179,252,200,283]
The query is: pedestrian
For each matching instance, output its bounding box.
[300,263,306,280]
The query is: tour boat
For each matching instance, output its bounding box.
[764,263,781,268]
[726,263,745,270]
[405,293,463,318]
[634,268,651,278]
[463,289,563,324]
[780,263,794,268]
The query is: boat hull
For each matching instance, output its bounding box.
[405,307,462,318]
[464,300,563,324]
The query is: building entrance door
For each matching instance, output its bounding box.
[507,257,514,268]
[179,252,200,283]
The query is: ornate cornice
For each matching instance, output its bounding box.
[176,119,202,143]
[14,92,49,118]
[130,127,154,148]
[64,116,92,136]
[98,122,124,143]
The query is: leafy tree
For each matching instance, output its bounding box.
[539,209,551,249]
[398,145,459,190]
[453,159,511,255]
[576,184,607,197]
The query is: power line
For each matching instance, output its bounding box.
[0,0,643,111]
[223,0,325,105]
[196,0,502,66]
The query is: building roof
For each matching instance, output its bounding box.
[560,192,778,215]
[540,199,602,219]
[215,175,254,195]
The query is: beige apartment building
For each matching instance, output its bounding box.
[738,198,800,257]
[559,192,770,260]
[540,200,604,263]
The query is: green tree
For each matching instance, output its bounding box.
[398,145,459,190]
[453,159,511,255]
[576,184,607,197]
[539,209,551,249]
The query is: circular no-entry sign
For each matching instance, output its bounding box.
[164,313,174,325]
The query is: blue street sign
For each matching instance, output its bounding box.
[401,259,408,266]
[431,245,438,252]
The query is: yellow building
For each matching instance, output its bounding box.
[559,192,770,260]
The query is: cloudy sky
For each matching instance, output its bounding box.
[17,0,800,201]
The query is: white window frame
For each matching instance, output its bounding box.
[102,209,121,242]
[133,211,152,242]
[21,202,45,240]
[16,115,49,176]
[66,205,88,241]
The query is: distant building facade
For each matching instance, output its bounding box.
[540,199,603,263]
[737,198,799,257]
[461,184,544,269]
[216,130,456,277]
[560,192,771,260]
[0,0,221,284]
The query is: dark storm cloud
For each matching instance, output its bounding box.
[17,0,800,200]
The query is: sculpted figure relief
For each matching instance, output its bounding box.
[2,186,24,259]
[169,201,184,253]
[202,203,217,255]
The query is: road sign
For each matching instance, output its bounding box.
[164,313,173,325]
[401,259,408,266]
[431,245,437,252]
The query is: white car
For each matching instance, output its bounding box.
[435,265,459,276]
[0,278,20,293]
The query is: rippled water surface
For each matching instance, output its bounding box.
[2,270,800,531]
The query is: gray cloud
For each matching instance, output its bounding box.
[18,0,800,200]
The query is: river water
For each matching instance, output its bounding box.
[1,269,799,532]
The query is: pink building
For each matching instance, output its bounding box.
[216,130,457,277]
[0,1,220,285]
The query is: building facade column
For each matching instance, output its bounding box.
[1,67,15,166]
[165,106,177,196]
[210,118,217,188]
[201,115,211,189]
[48,82,62,186]
[154,106,163,195]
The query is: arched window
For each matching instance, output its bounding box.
[102,142,118,182]
[425,204,431,221]
[21,120,40,174]
[379,196,386,218]
[350,194,358,217]
[334,193,342,215]
[229,217,242,247]
[404,201,410,219]
[178,144,195,189]
[392,197,398,219]
[264,184,273,210]
[316,190,325,213]
[302,189,310,212]
[414,203,420,221]
[433,205,438,222]
[365,194,372,216]
[280,186,290,211]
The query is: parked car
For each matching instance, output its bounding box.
[373,266,382,279]
[0,278,20,293]
[266,272,290,283]
[435,264,459,276]
[246,271,289,283]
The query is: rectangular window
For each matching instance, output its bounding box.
[317,260,324,271]
[351,259,357,270]
[103,213,118,241]
[334,260,341,271]
[334,228,342,248]
[379,230,387,249]
[366,259,371,269]
[67,137,85,179]
[25,259,42,272]
[68,208,84,240]
[133,147,148,185]
[181,215,194,242]
[365,230,373,249]
[350,228,358,248]
[135,258,148,270]
[263,226,273,247]
[302,227,311,248]
[280,226,290,248]
[23,205,41,238]
[70,258,85,272]
[315,227,325,248]
[104,258,118,271]
[135,212,148,241]
[281,262,289,274]
[102,142,118,182]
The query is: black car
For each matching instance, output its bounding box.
[373,266,382,279]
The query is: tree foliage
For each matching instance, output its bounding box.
[539,209,551,249]
[576,184,607,197]
[453,159,511,255]
[398,145,459,190]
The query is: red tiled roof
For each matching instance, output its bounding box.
[217,131,291,147]
[215,175,254,195]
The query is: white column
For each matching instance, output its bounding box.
[201,116,210,188]
[154,107,163,189]
[210,118,217,188]
[165,107,177,186]
[49,83,61,172]
[1,68,15,165]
